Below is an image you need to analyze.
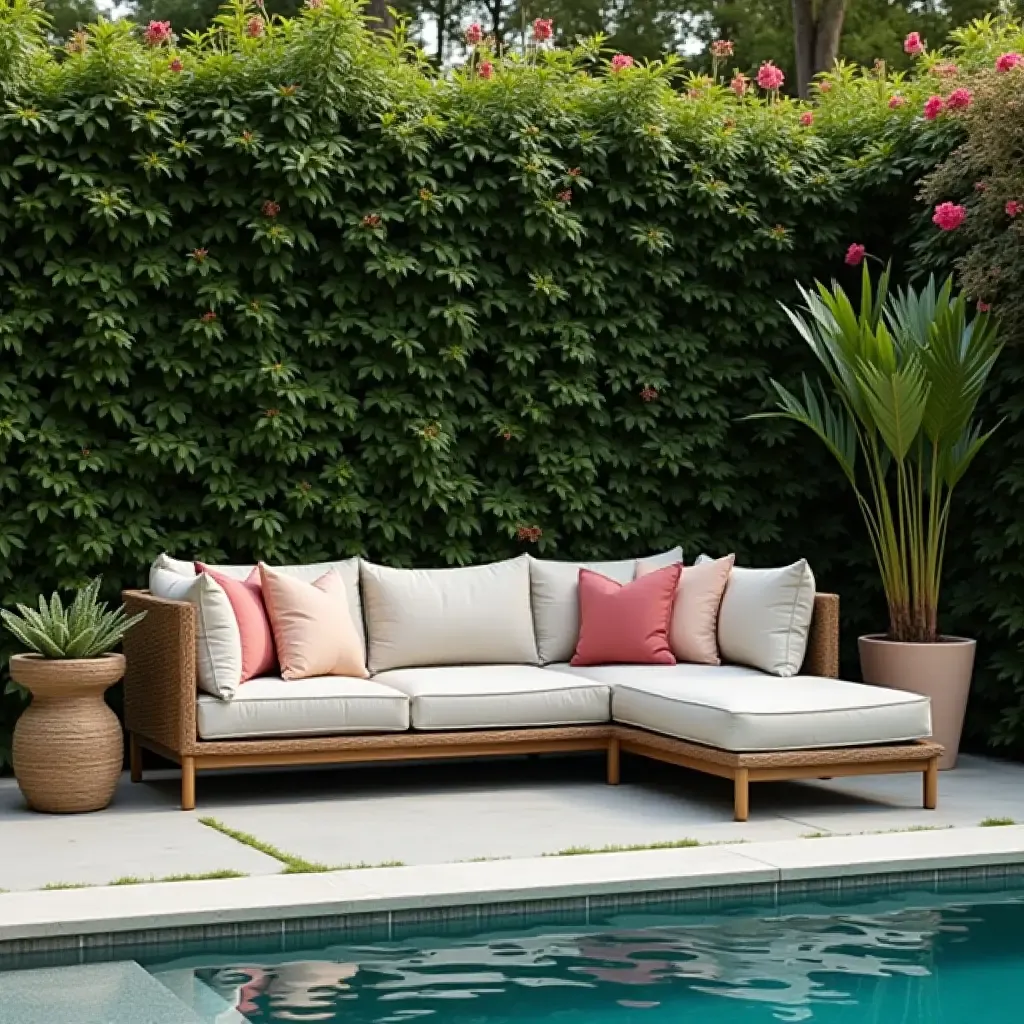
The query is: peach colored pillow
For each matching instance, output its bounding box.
[638,554,734,665]
[197,564,277,683]
[571,564,680,666]
[259,564,368,680]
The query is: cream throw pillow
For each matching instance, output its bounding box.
[149,566,242,700]
[712,558,816,677]
[361,556,538,673]
[529,548,683,665]
[637,554,734,665]
[259,565,368,680]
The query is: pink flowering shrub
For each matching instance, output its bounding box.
[845,243,866,265]
[946,88,972,110]
[478,60,493,79]
[932,202,966,230]
[610,54,634,72]
[996,52,1022,72]
[464,22,482,45]
[904,31,925,55]
[532,18,553,42]
[923,95,944,119]
[1006,200,1023,218]
[144,20,172,46]
[756,61,784,91]
[800,112,813,126]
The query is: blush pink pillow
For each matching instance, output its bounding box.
[196,563,276,682]
[259,564,368,680]
[637,554,734,665]
[571,564,681,667]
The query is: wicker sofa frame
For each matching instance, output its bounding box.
[122,589,942,821]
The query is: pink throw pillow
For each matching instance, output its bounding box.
[259,564,368,680]
[637,554,734,665]
[197,563,276,683]
[571,564,681,666]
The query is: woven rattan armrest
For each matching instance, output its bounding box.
[122,589,198,756]
[802,593,839,678]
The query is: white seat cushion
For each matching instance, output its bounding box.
[196,676,409,740]
[549,663,931,752]
[372,665,611,730]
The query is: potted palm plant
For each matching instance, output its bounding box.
[755,264,1002,769]
[3,577,145,812]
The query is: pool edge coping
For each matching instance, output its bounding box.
[4,826,1024,954]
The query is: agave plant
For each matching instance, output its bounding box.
[753,264,1002,643]
[1,577,146,659]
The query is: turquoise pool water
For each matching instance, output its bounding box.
[144,891,1024,1023]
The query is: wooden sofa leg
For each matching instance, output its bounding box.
[607,737,620,785]
[733,769,749,822]
[129,733,143,783]
[923,757,938,810]
[181,757,196,811]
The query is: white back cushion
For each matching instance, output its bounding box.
[149,566,242,699]
[361,555,538,673]
[149,552,196,587]
[529,548,682,665]
[715,559,816,677]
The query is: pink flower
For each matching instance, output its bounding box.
[610,53,634,72]
[640,386,658,402]
[532,17,553,42]
[904,31,924,55]
[262,200,280,218]
[305,0,324,8]
[756,60,785,90]
[464,21,483,44]
[946,87,972,110]
[710,39,733,58]
[845,243,866,266]
[923,95,944,120]
[889,94,906,108]
[800,111,813,126]
[977,301,991,312]
[557,189,572,203]
[478,60,494,79]
[246,16,263,36]
[1006,200,1023,218]
[730,73,748,96]
[932,202,966,231]
[144,20,172,46]
[934,62,959,77]
[996,52,1023,73]
[169,57,183,72]
[818,80,832,93]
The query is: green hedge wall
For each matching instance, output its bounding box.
[0,1,1020,764]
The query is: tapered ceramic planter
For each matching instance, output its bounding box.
[859,635,975,771]
[10,652,125,812]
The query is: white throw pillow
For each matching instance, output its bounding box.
[149,566,242,699]
[712,558,816,677]
[361,556,539,673]
[529,548,683,665]
[205,558,363,640]
[149,552,196,588]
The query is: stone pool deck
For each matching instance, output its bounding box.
[2,751,1024,893]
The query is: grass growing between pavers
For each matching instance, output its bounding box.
[980,817,1017,826]
[546,839,703,857]
[199,817,405,873]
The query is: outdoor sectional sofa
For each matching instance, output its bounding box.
[122,552,942,820]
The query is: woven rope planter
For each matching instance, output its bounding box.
[10,653,125,813]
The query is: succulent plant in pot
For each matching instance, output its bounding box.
[2,578,146,812]
[754,265,1002,769]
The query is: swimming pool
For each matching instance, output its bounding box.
[138,889,1024,1023]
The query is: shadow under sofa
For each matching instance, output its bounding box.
[122,590,942,820]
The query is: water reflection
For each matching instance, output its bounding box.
[172,902,1020,1023]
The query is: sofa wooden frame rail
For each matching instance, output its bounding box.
[122,589,942,821]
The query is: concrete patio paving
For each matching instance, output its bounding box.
[2,751,1023,892]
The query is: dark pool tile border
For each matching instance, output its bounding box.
[5,861,1024,971]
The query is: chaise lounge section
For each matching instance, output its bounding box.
[123,552,941,820]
